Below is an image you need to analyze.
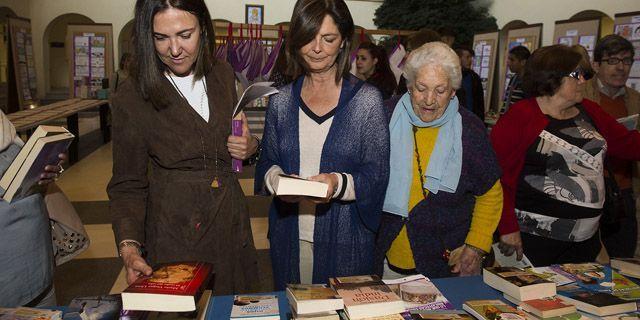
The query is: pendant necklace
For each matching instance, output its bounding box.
[168,74,221,189]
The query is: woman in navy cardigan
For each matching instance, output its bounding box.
[254,0,389,290]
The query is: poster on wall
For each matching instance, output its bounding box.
[8,18,38,109]
[614,12,640,88]
[471,31,499,115]
[67,24,114,99]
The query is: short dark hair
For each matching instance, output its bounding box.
[437,27,456,38]
[286,0,354,84]
[522,45,581,97]
[132,0,216,108]
[593,34,634,62]
[509,45,531,61]
[407,28,440,51]
[454,45,474,57]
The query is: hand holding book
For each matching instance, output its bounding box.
[38,152,67,186]
[226,112,259,162]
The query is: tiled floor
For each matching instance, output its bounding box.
[54,115,273,305]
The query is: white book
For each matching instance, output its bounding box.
[275,174,328,198]
[230,295,279,320]
[286,284,343,315]
[492,243,533,269]
[483,267,556,301]
[0,125,74,202]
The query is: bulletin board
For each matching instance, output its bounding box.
[472,31,499,112]
[66,24,114,99]
[553,18,600,59]
[8,17,37,109]
[613,11,640,91]
[498,24,542,110]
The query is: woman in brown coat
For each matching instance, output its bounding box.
[108,0,260,294]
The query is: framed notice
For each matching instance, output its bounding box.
[553,18,600,56]
[245,5,264,25]
[498,24,542,112]
[472,31,499,113]
[614,11,640,87]
[8,17,37,109]
[66,24,114,99]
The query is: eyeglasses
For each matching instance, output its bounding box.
[600,57,634,66]
[566,67,585,80]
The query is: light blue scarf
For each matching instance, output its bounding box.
[382,92,463,217]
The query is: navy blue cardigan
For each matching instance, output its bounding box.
[375,96,501,278]
[255,75,390,289]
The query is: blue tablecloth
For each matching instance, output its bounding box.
[206,275,503,319]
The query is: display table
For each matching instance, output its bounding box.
[206,275,502,319]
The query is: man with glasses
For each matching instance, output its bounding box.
[585,34,640,258]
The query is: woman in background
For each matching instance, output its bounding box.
[355,42,397,100]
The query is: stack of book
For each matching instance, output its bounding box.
[610,258,640,279]
[482,267,556,302]
[121,261,213,313]
[549,263,638,316]
[286,284,343,320]
[0,307,62,320]
[328,275,405,319]
[230,295,280,320]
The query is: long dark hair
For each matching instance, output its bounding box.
[358,42,397,99]
[132,0,216,108]
[286,0,354,84]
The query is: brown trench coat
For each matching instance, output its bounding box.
[108,61,259,295]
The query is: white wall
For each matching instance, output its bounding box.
[0,0,637,99]
[490,0,640,45]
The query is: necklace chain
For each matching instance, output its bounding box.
[412,126,451,261]
[167,74,219,179]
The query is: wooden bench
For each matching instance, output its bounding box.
[7,98,110,163]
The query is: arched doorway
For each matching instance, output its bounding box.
[570,10,614,38]
[43,13,93,99]
[118,19,133,66]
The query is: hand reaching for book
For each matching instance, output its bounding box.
[498,231,523,261]
[121,247,153,284]
[227,113,259,160]
[38,153,67,186]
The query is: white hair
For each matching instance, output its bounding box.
[403,41,462,89]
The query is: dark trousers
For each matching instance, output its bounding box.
[601,188,638,258]
[522,232,602,267]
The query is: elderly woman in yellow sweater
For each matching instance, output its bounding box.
[376,42,503,279]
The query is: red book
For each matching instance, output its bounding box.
[121,261,213,312]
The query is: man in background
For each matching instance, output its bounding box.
[584,34,640,258]
[500,45,530,114]
[455,46,485,121]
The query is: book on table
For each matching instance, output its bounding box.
[482,267,556,301]
[0,125,74,202]
[0,307,62,320]
[549,263,640,301]
[230,295,279,320]
[502,294,576,319]
[121,261,213,312]
[555,284,637,316]
[66,294,122,320]
[329,274,405,320]
[611,258,640,279]
[522,267,574,287]
[275,174,329,198]
[409,309,473,319]
[286,283,343,315]
[462,300,529,320]
[382,274,453,311]
[290,308,339,320]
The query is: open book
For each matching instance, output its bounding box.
[0,125,74,202]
